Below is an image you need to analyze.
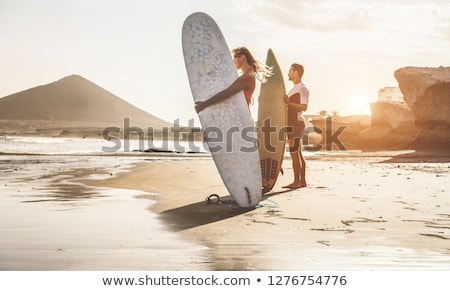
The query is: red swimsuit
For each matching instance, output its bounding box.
[244,90,253,105]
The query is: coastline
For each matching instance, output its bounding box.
[0,154,208,271]
[1,148,449,271]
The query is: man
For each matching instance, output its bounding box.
[283,63,309,188]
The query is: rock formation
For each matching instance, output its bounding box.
[359,102,417,149]
[309,115,371,150]
[394,67,450,150]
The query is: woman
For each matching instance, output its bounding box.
[194,47,272,113]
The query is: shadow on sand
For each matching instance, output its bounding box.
[159,188,297,231]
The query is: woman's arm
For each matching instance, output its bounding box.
[195,73,253,113]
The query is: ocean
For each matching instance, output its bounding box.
[0,135,210,155]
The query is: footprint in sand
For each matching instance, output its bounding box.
[281,217,311,221]
[310,227,354,234]
[341,217,387,226]
[317,240,331,246]
[420,233,450,240]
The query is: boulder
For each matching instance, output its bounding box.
[394,67,450,150]
[359,102,417,149]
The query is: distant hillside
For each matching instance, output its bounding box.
[0,75,171,131]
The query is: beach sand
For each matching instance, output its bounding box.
[90,151,450,270]
[1,151,449,270]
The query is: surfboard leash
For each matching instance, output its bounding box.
[205,194,279,209]
[256,197,279,209]
[205,194,238,207]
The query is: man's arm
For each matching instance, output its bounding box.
[284,93,308,111]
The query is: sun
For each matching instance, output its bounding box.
[349,95,372,115]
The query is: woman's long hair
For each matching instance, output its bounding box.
[232,47,273,83]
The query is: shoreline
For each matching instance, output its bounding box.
[0,154,208,271]
[1,150,449,270]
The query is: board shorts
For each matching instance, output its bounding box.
[287,120,305,152]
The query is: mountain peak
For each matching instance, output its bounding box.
[57,74,86,82]
[0,75,171,128]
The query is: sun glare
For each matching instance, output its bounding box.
[349,95,372,115]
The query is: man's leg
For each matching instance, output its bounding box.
[283,137,302,188]
[298,147,307,187]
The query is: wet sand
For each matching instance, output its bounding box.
[1,151,449,270]
[0,155,208,271]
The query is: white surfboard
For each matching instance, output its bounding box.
[182,12,262,207]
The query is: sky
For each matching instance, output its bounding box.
[1,0,449,126]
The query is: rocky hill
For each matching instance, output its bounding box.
[0,75,172,136]
[311,66,450,152]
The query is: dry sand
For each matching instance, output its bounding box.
[1,151,449,271]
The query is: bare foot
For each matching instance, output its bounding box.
[282,182,302,189]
